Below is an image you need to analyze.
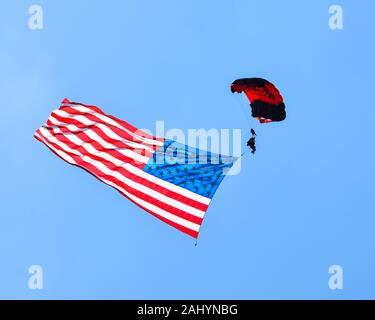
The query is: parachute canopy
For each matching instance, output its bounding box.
[231,78,286,123]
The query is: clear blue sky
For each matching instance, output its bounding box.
[1,0,374,299]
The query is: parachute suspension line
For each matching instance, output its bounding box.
[237,94,256,155]
[239,94,252,130]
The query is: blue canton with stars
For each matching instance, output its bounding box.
[143,140,237,198]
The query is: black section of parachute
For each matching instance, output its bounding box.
[230,77,270,91]
[251,100,286,122]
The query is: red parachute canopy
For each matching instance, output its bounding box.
[231,78,286,123]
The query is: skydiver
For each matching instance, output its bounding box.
[247,137,256,154]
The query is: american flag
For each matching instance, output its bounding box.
[34,99,236,238]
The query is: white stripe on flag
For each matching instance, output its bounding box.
[60,104,163,146]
